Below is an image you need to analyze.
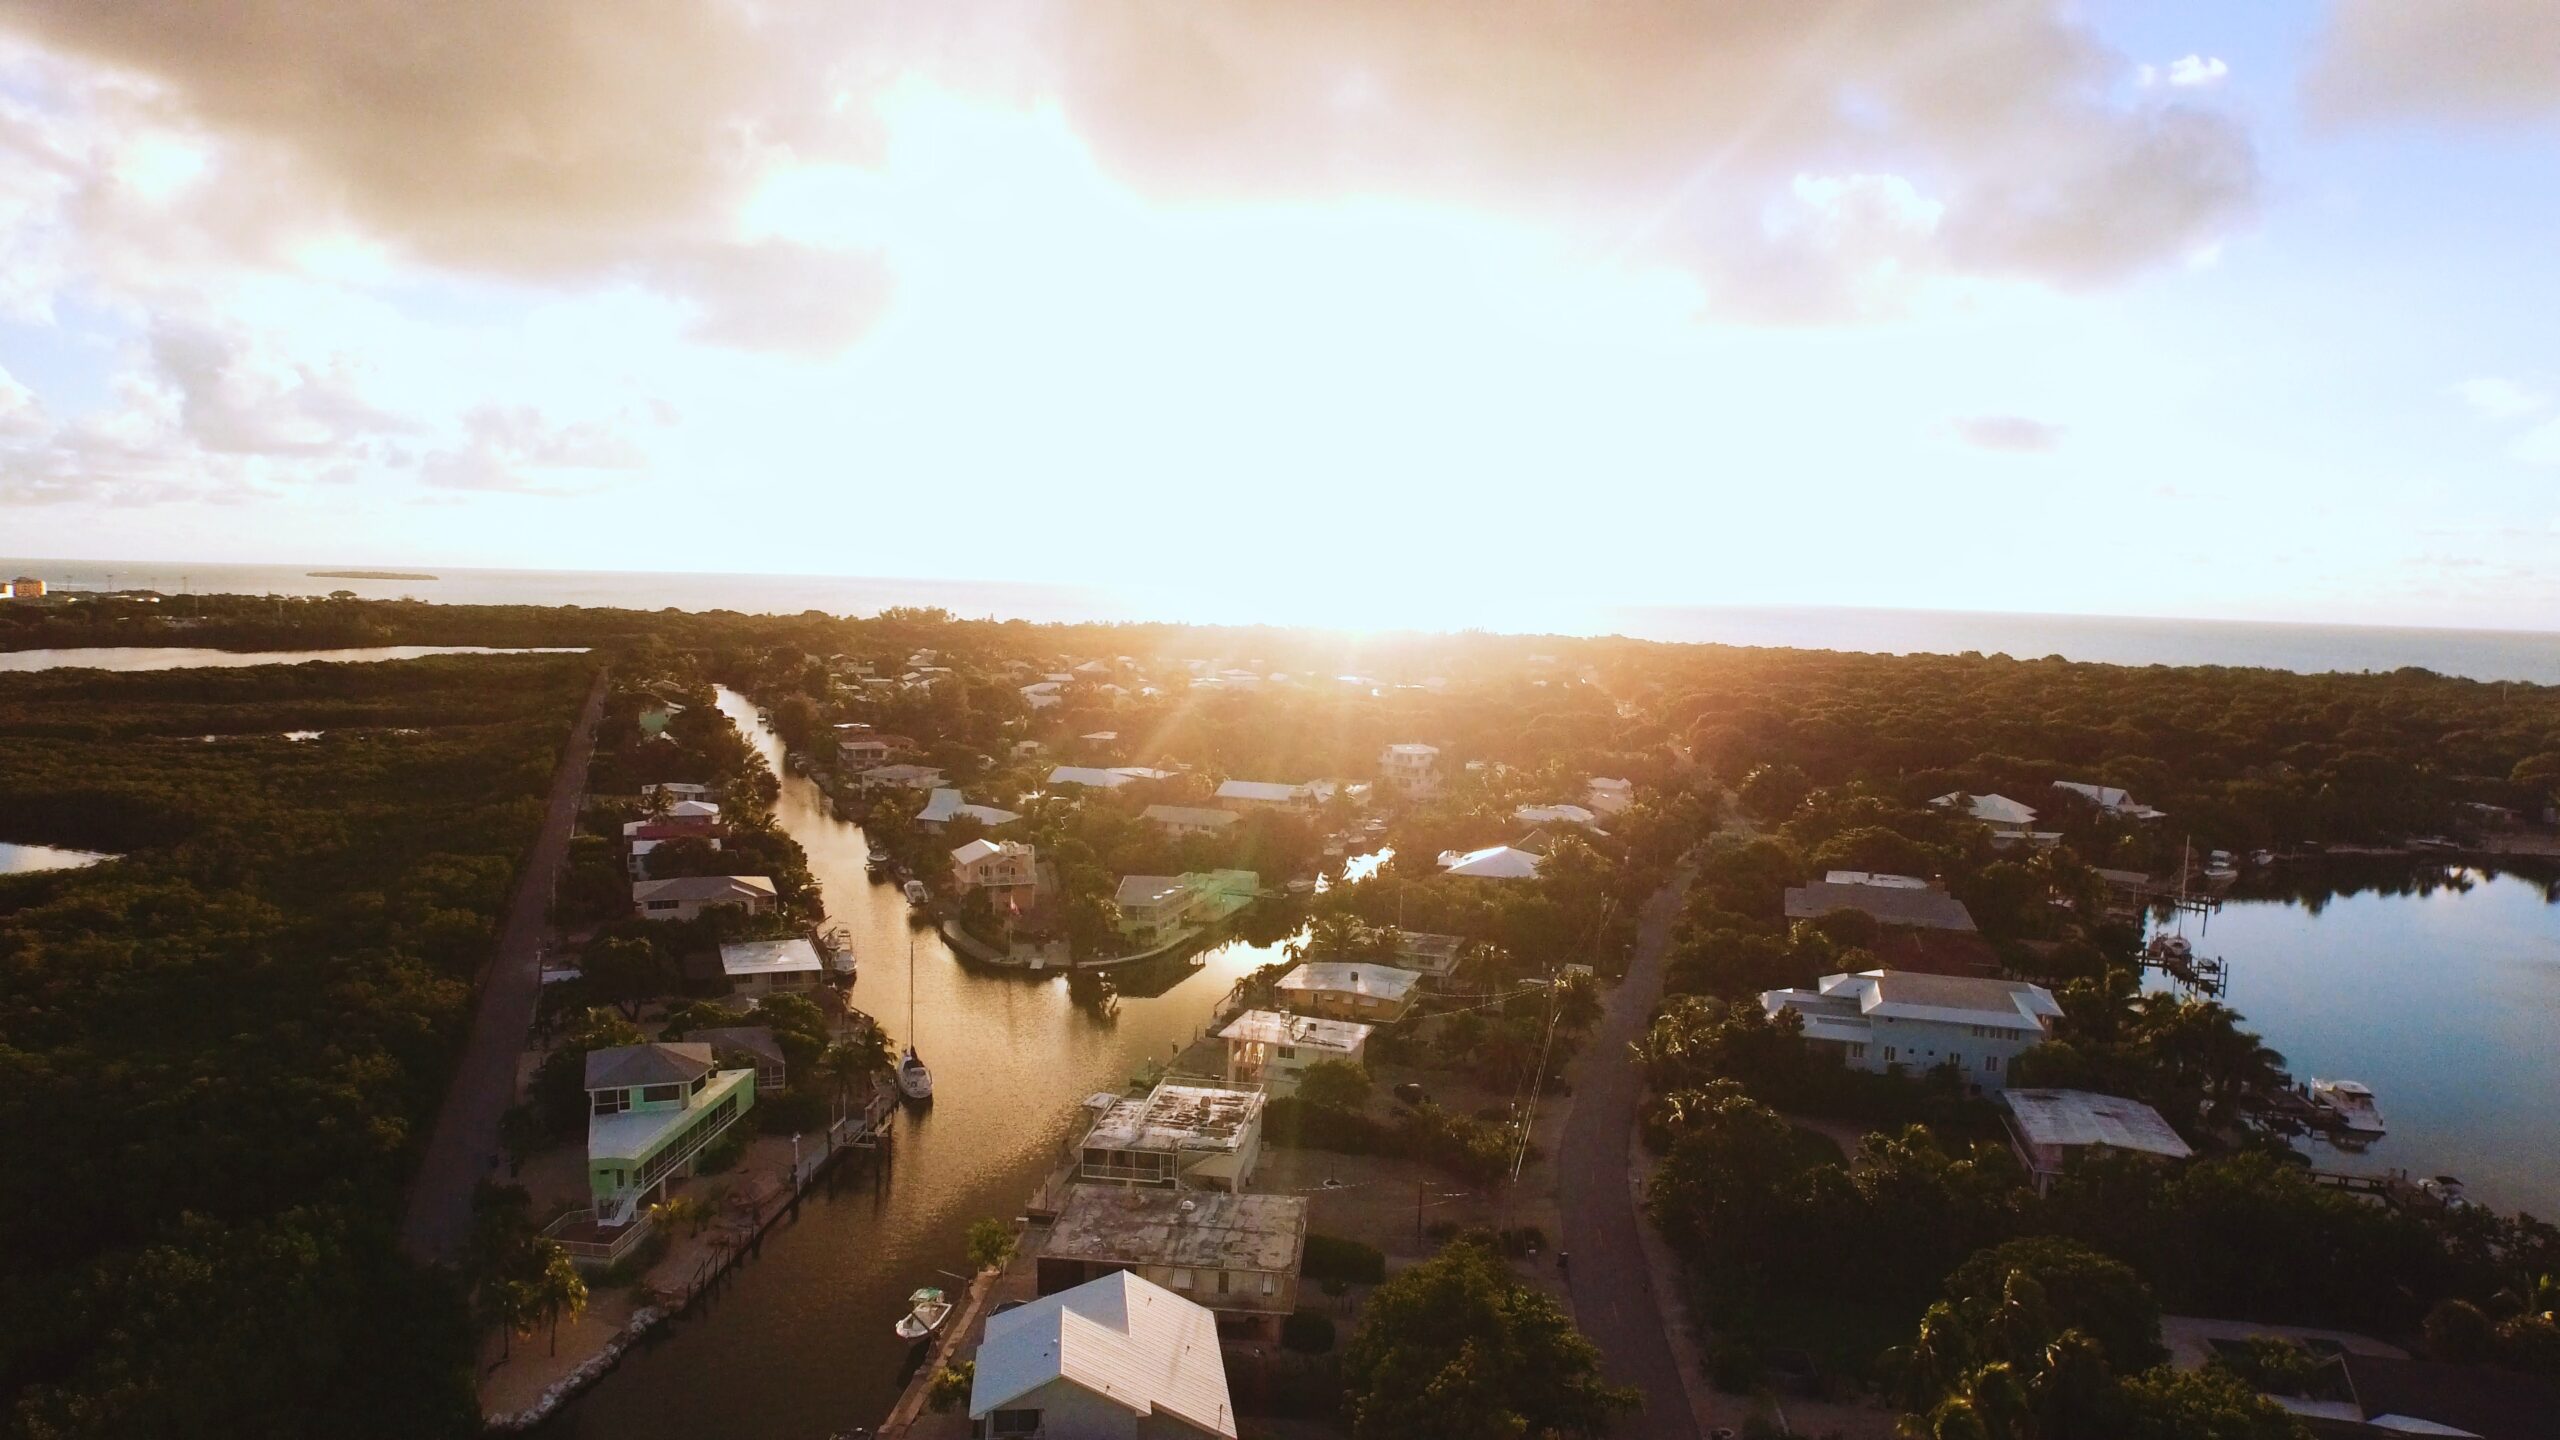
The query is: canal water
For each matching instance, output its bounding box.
[0,842,112,875]
[0,644,584,672]
[541,689,1289,1440]
[2167,867,2560,1218]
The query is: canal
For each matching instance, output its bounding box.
[2162,865,2560,1217]
[542,688,1290,1439]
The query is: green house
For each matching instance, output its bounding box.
[584,1041,755,1222]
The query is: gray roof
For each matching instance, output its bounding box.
[584,1041,715,1091]
[1784,881,1979,932]
[630,874,776,904]
[687,1026,784,1068]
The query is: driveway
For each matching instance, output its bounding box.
[1559,865,1701,1439]
[401,665,609,1264]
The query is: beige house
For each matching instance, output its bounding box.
[952,839,1039,907]
[630,874,776,922]
[1273,961,1422,1023]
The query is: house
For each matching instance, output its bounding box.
[2054,781,2167,820]
[686,1025,788,1090]
[1437,844,1544,880]
[1378,743,1441,796]
[661,799,720,821]
[836,732,917,769]
[916,788,1022,830]
[1931,792,2040,827]
[1515,802,1602,829]
[2319,1354,2560,1439]
[1760,970,2063,1090]
[1116,875,1198,946]
[1143,804,1241,838]
[1214,779,1303,811]
[859,763,947,792]
[1217,1009,1373,1093]
[1785,880,1979,932]
[1038,1188,1308,1343]
[631,874,777,922]
[640,781,713,804]
[953,839,1040,906]
[969,1271,1237,1440]
[1824,870,1931,890]
[583,1042,755,1222]
[1021,681,1063,710]
[1273,962,1422,1023]
[1586,776,1634,815]
[1,576,43,599]
[626,823,724,879]
[2001,1088,2192,1194]
[718,937,826,995]
[1077,1077,1266,1191]
[1048,765,1134,791]
[1387,930,1470,988]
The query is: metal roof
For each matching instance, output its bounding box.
[2002,1088,2193,1161]
[969,1271,1235,1437]
[1785,882,1979,932]
[584,1041,714,1091]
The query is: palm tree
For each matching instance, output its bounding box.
[530,1243,589,1357]
[818,1028,892,1120]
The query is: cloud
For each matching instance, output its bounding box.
[417,404,651,496]
[2511,416,2560,468]
[2140,55,2230,89]
[1955,415,2065,453]
[147,320,412,456]
[2454,376,2549,420]
[1037,0,2260,314]
[2309,0,2560,122]
[644,239,893,357]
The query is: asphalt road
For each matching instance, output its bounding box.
[400,666,609,1264]
[1560,865,1701,1440]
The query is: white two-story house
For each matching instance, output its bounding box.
[1760,969,2063,1091]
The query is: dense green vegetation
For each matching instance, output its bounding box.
[1338,1235,1633,1439]
[0,653,595,1437]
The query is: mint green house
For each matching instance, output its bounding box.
[584,1042,755,1223]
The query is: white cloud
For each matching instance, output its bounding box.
[2510,416,2560,467]
[2454,376,2549,420]
[1954,415,2065,453]
[2140,55,2230,89]
[417,404,653,496]
[2311,0,2560,122]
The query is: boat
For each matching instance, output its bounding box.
[2202,849,2240,882]
[865,847,893,878]
[819,925,856,979]
[903,879,930,905]
[2310,1078,2387,1135]
[894,1286,951,1341]
[896,936,934,1102]
[2145,933,2194,964]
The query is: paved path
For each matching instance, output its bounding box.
[1560,865,1701,1440]
[401,666,609,1264]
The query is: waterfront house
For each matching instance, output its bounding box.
[1587,776,1634,815]
[1077,1077,1265,1191]
[1931,791,2041,827]
[641,781,713,805]
[2001,1088,2193,1194]
[630,874,777,922]
[1115,875,1197,946]
[1388,930,1472,990]
[718,937,825,996]
[685,1025,788,1091]
[1515,802,1602,829]
[1273,962,1422,1023]
[836,731,917,769]
[663,799,720,821]
[953,839,1040,907]
[1216,1009,1373,1093]
[859,762,947,792]
[2054,781,2167,820]
[583,1042,755,1223]
[1760,970,2063,1090]
[916,787,1022,831]
[1436,844,1544,880]
[1142,804,1240,838]
[969,1270,1237,1440]
[1378,742,1442,797]
[1038,1188,1308,1344]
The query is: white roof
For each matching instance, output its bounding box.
[1048,765,1132,789]
[2002,1089,2194,1162]
[1825,969,2061,1029]
[916,788,1020,827]
[1436,844,1544,879]
[1216,779,1302,804]
[719,938,824,978]
[1515,803,1600,828]
[952,838,1007,866]
[970,1271,1235,1437]
[1276,962,1421,1005]
[1115,874,1189,908]
[1381,742,1438,757]
[1932,792,2039,826]
[2054,781,2163,818]
[1218,1009,1372,1055]
[1824,870,1931,889]
[664,799,720,818]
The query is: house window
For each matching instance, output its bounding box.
[1983,1055,2000,1072]
[990,1409,1042,1436]
[1950,1054,1963,1068]
[640,1083,683,1104]
[691,1074,709,1094]
[1171,1268,1194,1290]
[1278,1045,1297,1060]
[592,1089,629,1114]
[1847,1044,1867,1060]
[1882,1047,1896,1062]
[1217,1270,1232,1294]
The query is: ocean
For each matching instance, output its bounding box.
[9,556,2560,685]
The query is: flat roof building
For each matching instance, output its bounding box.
[718,937,825,995]
[1216,1009,1374,1094]
[2002,1088,2193,1193]
[1038,1186,1308,1341]
[1274,961,1422,1023]
[1079,1077,1266,1192]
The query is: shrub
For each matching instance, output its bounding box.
[1302,1234,1387,1285]
[926,1361,974,1413]
[756,1089,829,1135]
[1282,1310,1338,1354]
[694,1124,750,1176]
[1264,1096,1394,1153]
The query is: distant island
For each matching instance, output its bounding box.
[307,570,438,581]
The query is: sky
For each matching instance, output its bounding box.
[0,0,2555,630]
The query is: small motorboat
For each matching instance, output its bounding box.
[2310,1078,2387,1135]
[2146,933,2194,964]
[903,879,930,905]
[2202,849,2240,882]
[866,847,893,878]
[897,1045,934,1102]
[894,1286,951,1341]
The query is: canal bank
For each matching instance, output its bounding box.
[534,689,1293,1440]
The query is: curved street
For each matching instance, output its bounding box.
[1559,864,1702,1439]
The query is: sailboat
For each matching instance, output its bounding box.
[897,934,934,1102]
